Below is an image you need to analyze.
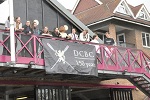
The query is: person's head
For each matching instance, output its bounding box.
[26,21,30,26]
[43,26,49,33]
[32,22,37,28]
[59,26,66,33]
[15,17,21,23]
[7,16,10,21]
[83,29,88,35]
[105,32,110,38]
[72,28,76,34]
[93,34,98,40]
[54,27,59,33]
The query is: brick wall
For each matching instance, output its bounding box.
[100,79,147,100]
[109,24,116,41]
[125,30,136,45]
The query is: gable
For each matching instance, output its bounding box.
[136,5,150,20]
[113,0,134,17]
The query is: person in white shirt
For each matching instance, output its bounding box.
[91,34,100,53]
[3,17,10,55]
[68,28,78,40]
[14,17,23,31]
[59,26,68,39]
[79,29,90,42]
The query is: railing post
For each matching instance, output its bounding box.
[115,47,119,71]
[33,35,37,64]
[127,49,131,72]
[9,0,16,63]
[140,51,145,73]
[101,45,105,69]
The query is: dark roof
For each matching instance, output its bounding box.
[75,0,120,25]
[74,0,100,14]
[74,0,150,26]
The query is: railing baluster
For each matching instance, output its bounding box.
[33,35,37,64]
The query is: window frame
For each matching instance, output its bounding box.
[139,10,148,20]
[142,32,150,48]
[118,3,128,14]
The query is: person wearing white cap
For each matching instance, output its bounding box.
[31,20,40,35]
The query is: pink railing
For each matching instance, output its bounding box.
[0,30,150,78]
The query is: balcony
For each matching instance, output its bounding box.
[0,29,149,76]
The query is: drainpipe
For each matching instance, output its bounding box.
[9,0,16,63]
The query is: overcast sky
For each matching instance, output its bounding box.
[0,0,150,23]
[57,0,150,12]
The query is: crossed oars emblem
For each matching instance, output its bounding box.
[47,43,74,69]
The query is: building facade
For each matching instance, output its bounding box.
[0,0,149,99]
[73,0,150,99]
[74,0,150,56]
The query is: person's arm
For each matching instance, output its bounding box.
[112,38,117,46]
[67,34,72,39]
[76,34,79,40]
[79,33,84,41]
[5,21,10,31]
[19,23,23,30]
[87,34,90,42]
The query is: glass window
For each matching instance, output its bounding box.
[146,34,150,46]
[142,33,150,47]
[142,33,146,46]
[139,10,148,20]
[118,3,128,14]
[97,32,105,41]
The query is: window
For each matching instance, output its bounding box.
[142,33,150,47]
[117,33,126,47]
[139,10,148,20]
[97,32,105,41]
[118,3,128,14]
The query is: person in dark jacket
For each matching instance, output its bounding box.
[52,27,60,38]
[104,32,115,46]
[21,21,32,57]
[31,21,40,56]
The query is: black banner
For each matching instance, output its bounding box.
[42,39,98,76]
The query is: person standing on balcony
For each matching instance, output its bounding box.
[3,16,10,55]
[91,34,100,53]
[31,21,40,35]
[68,28,78,40]
[31,21,40,56]
[79,29,90,42]
[41,26,52,36]
[52,27,60,38]
[14,17,23,32]
[59,26,69,39]
[104,32,115,58]
[104,32,115,46]
[21,21,32,57]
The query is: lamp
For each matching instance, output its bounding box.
[28,61,35,68]
[16,96,28,100]
[122,69,127,75]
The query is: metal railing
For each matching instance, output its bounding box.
[0,30,150,78]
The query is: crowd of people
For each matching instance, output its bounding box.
[5,16,91,42]
[3,16,115,57]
